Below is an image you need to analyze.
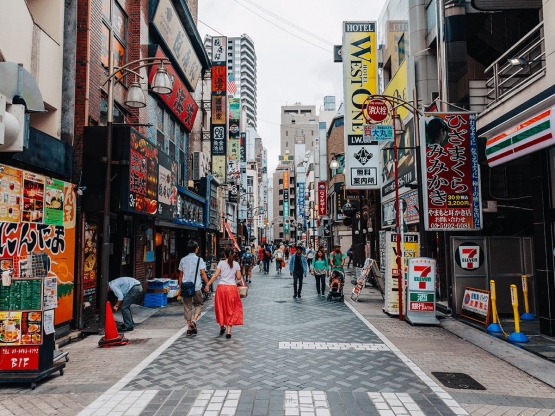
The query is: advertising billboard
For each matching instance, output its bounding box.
[342,21,379,190]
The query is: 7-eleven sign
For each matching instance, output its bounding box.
[458,246,480,270]
[408,258,435,292]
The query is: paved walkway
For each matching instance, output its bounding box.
[1,264,555,415]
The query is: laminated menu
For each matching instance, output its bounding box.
[0,279,42,311]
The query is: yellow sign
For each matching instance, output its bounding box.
[212,155,226,183]
[283,170,289,190]
[342,22,378,137]
[384,60,409,120]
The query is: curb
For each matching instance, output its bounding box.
[440,317,555,388]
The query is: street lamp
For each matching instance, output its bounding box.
[99,49,173,333]
[363,91,424,321]
[330,154,340,170]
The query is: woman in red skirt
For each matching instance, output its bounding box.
[205,248,244,338]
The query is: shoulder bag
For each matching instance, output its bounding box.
[181,258,200,297]
[237,277,249,298]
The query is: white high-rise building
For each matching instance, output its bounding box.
[204,34,257,128]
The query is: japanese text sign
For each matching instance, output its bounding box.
[422,113,482,230]
[318,182,327,216]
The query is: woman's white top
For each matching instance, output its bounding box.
[217,260,241,285]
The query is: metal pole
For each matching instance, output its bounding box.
[393,104,403,321]
[413,89,427,257]
[99,48,114,333]
[359,192,365,268]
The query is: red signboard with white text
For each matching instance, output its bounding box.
[0,346,40,371]
[318,182,327,216]
[421,113,482,230]
[148,47,199,132]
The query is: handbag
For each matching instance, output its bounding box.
[281,260,285,268]
[237,278,248,298]
[181,258,200,297]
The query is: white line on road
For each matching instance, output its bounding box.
[368,392,425,416]
[188,390,241,415]
[344,301,468,415]
[279,341,390,350]
[285,390,330,416]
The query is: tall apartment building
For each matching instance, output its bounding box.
[280,104,318,162]
[204,34,257,127]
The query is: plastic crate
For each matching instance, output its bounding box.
[147,279,170,289]
[143,292,167,308]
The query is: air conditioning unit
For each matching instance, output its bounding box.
[482,200,498,213]
[0,93,28,152]
[192,151,209,181]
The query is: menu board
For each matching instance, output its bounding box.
[44,177,64,226]
[0,166,22,223]
[22,172,45,223]
[0,279,42,310]
[0,311,43,346]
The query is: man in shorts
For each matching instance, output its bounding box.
[241,247,255,283]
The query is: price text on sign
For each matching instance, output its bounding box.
[0,346,40,371]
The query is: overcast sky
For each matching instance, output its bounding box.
[198,0,386,177]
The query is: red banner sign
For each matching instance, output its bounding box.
[422,113,481,230]
[318,181,327,216]
[148,48,199,132]
[0,346,40,371]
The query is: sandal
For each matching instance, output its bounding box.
[219,326,226,335]
[186,329,193,336]
[190,321,197,334]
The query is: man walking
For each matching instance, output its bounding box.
[241,247,255,283]
[108,277,143,332]
[289,244,308,299]
[263,245,272,274]
[178,240,210,336]
[306,244,315,268]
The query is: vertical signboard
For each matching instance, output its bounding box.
[342,21,380,190]
[152,0,201,89]
[405,257,439,325]
[421,113,482,230]
[283,170,289,236]
[210,37,228,185]
[318,181,327,216]
[239,132,247,221]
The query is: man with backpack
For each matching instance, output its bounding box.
[263,244,272,274]
[241,247,255,283]
[289,244,308,299]
[274,245,284,273]
[347,245,354,268]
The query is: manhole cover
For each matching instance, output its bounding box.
[274,301,287,303]
[127,338,151,344]
[432,372,486,390]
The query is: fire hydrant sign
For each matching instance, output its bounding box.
[405,257,439,325]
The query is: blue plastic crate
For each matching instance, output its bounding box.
[147,279,170,289]
[143,292,168,308]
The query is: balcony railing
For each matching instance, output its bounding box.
[485,22,545,109]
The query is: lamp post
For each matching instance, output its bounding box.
[99,49,172,332]
[363,91,424,321]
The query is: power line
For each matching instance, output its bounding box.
[240,0,333,46]
[231,0,331,54]
[197,19,225,36]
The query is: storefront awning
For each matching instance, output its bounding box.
[223,221,241,251]
[172,218,206,229]
[486,107,555,167]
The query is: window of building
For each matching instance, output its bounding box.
[279,179,283,185]
[279,200,283,206]
[228,46,233,49]
[286,142,288,147]
[398,34,406,63]
[279,232,283,238]
[228,66,232,70]
[279,211,283,216]
[101,0,127,72]
[279,189,283,195]
[286,131,288,136]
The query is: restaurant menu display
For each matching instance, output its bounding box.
[43,277,57,310]
[0,311,42,346]
[44,177,64,226]
[22,172,45,223]
[0,279,42,310]
[0,166,22,223]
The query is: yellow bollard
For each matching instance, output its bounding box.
[520,275,535,321]
[487,280,502,333]
[508,284,529,343]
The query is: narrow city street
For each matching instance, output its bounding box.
[2,265,555,415]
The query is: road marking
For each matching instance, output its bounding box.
[77,308,213,416]
[279,341,390,351]
[344,301,468,415]
[188,390,241,416]
[285,390,330,416]
[76,390,158,416]
[368,392,425,415]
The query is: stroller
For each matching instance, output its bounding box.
[327,270,345,302]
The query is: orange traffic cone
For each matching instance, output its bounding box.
[98,301,129,347]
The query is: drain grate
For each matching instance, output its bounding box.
[274,300,287,303]
[127,338,151,344]
[432,372,486,390]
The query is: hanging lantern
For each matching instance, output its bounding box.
[155,232,163,247]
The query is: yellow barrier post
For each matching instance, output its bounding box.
[487,280,502,333]
[508,284,529,343]
[520,275,535,321]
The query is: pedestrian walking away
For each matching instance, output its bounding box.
[241,246,255,283]
[311,249,329,296]
[347,245,354,268]
[306,244,315,268]
[108,276,143,332]
[274,245,284,273]
[178,240,210,336]
[263,245,272,274]
[284,245,290,262]
[289,244,308,298]
[205,248,244,339]
[330,244,346,275]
